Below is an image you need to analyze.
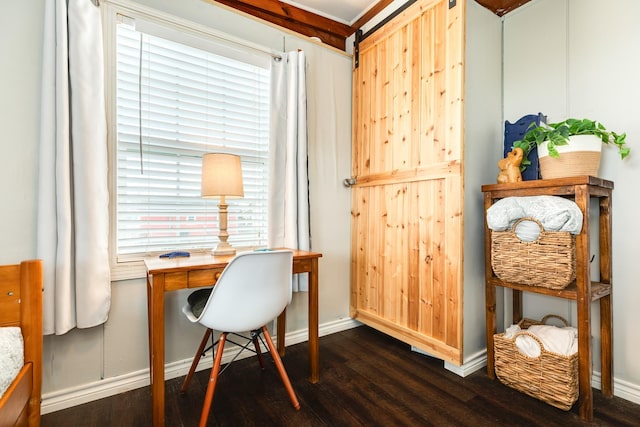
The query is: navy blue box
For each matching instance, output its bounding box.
[504,113,546,181]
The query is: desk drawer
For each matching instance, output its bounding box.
[292,258,312,274]
[188,269,223,288]
[164,272,187,291]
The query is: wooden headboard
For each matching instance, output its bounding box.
[0,260,43,427]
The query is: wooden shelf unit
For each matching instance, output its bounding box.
[482,176,614,422]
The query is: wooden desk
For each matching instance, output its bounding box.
[144,249,322,427]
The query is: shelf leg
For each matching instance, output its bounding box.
[600,294,613,397]
[485,280,496,379]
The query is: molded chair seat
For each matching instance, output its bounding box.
[180,250,300,427]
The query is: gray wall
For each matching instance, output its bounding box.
[503,0,640,402]
[0,3,43,261]
[1,0,353,411]
[462,0,503,367]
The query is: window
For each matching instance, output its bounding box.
[109,10,271,272]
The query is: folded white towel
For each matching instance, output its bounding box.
[506,323,578,358]
[487,196,583,235]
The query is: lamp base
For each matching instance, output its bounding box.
[212,241,236,256]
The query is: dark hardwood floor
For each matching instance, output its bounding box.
[42,325,640,426]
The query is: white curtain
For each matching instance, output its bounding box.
[268,51,310,292]
[38,0,111,335]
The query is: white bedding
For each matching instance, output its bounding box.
[0,326,24,399]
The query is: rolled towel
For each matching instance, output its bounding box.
[512,324,578,358]
[504,323,521,339]
[528,324,578,356]
[515,333,542,358]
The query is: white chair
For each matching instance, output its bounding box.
[180,250,300,427]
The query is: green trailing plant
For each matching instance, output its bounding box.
[513,118,631,171]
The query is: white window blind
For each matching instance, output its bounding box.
[115,21,270,258]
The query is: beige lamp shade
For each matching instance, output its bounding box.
[201,153,244,198]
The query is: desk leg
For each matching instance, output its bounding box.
[277,309,286,356]
[146,275,153,382]
[149,274,166,427]
[309,258,319,383]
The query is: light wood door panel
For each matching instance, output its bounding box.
[350,0,464,364]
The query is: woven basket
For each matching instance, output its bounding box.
[538,134,602,179]
[491,217,576,289]
[517,314,571,330]
[539,150,601,179]
[494,315,578,411]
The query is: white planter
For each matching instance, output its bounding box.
[538,134,602,179]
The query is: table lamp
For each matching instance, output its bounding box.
[201,153,244,255]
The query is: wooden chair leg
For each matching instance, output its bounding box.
[261,326,300,410]
[181,328,212,393]
[253,333,266,370]
[199,332,227,427]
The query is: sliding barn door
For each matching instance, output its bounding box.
[350,0,464,364]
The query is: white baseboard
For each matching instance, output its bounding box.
[41,318,362,415]
[443,349,487,377]
[413,349,640,406]
[591,370,640,405]
[409,347,487,378]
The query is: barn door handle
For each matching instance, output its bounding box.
[343,177,356,187]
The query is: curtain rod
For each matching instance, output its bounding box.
[101,0,282,61]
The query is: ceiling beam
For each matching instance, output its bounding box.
[474,0,533,16]
[350,0,396,33]
[205,0,534,51]
[205,0,353,50]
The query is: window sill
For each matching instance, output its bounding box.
[110,259,147,282]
